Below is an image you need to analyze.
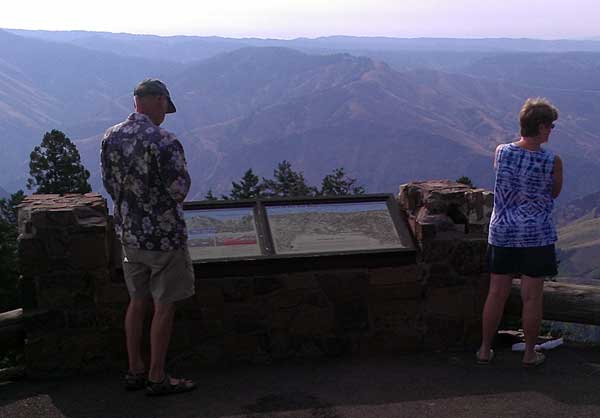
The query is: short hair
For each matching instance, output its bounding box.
[519,98,559,137]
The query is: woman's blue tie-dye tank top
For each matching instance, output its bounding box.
[488,143,557,247]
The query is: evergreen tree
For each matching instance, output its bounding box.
[27,129,92,194]
[262,160,316,197]
[0,190,25,225]
[319,168,366,196]
[456,176,475,188]
[230,169,264,199]
[205,189,218,201]
[0,191,25,312]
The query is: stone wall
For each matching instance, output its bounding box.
[17,181,493,376]
[17,194,117,375]
[398,180,494,349]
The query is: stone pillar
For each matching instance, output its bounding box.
[17,193,115,376]
[398,180,494,350]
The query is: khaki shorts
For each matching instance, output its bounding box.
[122,246,195,304]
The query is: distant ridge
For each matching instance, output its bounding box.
[7,29,600,63]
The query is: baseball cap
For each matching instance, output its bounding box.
[133,79,176,113]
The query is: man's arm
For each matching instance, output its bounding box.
[100,139,116,199]
[157,135,191,204]
[552,155,563,199]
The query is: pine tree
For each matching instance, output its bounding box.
[0,190,25,311]
[456,176,475,188]
[319,168,366,196]
[0,190,25,225]
[205,189,218,201]
[230,169,264,199]
[262,160,316,197]
[27,129,92,194]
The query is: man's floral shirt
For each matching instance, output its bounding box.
[101,113,191,251]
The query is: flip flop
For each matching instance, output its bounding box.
[124,370,147,391]
[146,374,197,397]
[476,349,494,365]
[523,352,546,368]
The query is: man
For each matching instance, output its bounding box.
[101,79,196,395]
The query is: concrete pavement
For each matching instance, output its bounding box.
[1,345,600,418]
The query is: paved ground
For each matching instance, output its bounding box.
[1,346,600,418]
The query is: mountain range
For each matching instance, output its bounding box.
[9,30,600,63]
[1,29,600,206]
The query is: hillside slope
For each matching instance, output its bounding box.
[555,189,600,279]
[0,29,177,189]
[557,217,600,279]
[1,31,600,204]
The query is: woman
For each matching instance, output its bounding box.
[477,97,563,367]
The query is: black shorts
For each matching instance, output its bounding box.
[487,244,558,278]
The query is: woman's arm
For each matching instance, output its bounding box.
[493,145,501,170]
[552,155,563,199]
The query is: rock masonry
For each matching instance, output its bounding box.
[17,181,493,376]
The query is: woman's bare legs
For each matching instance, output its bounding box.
[479,274,513,360]
[521,276,544,363]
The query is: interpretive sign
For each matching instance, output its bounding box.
[184,207,261,260]
[266,201,411,254]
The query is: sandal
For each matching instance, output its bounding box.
[146,374,197,397]
[523,352,546,368]
[476,349,494,365]
[124,370,147,391]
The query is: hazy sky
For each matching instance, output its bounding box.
[2,0,599,39]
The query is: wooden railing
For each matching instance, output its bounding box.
[506,281,600,325]
[0,308,24,350]
[0,308,25,380]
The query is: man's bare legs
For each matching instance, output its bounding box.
[126,298,191,387]
[521,276,544,363]
[478,274,512,360]
[125,298,151,374]
[146,301,193,387]
[148,302,175,383]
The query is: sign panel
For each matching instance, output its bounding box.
[266,201,411,254]
[184,207,261,260]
